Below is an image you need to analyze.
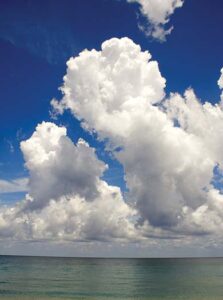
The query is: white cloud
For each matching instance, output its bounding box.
[1,38,223,247]
[52,37,223,239]
[218,68,223,89]
[127,0,184,41]
[20,122,106,209]
[0,178,28,194]
[0,122,136,242]
[52,37,166,138]
[218,68,223,103]
[22,181,136,242]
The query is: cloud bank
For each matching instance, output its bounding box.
[0,122,136,241]
[127,0,184,41]
[1,37,223,246]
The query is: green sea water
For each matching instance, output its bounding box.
[0,256,223,299]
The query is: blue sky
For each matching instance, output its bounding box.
[1,0,223,256]
[1,0,222,187]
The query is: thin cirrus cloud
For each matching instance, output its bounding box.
[0,177,28,194]
[127,0,184,41]
[1,37,223,245]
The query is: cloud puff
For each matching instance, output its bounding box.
[127,0,184,41]
[0,122,136,241]
[52,37,223,237]
[52,37,166,138]
[20,122,106,209]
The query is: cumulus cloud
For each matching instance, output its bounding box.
[0,122,136,241]
[52,37,166,138]
[20,122,106,209]
[127,0,184,41]
[52,37,223,238]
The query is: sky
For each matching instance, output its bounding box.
[0,0,223,257]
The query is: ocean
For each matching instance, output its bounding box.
[0,256,223,299]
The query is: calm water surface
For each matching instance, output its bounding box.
[0,256,223,299]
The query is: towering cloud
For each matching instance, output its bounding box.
[51,37,166,138]
[127,0,184,41]
[52,37,223,237]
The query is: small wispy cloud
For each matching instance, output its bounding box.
[0,177,28,194]
[16,128,26,142]
[5,140,14,153]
